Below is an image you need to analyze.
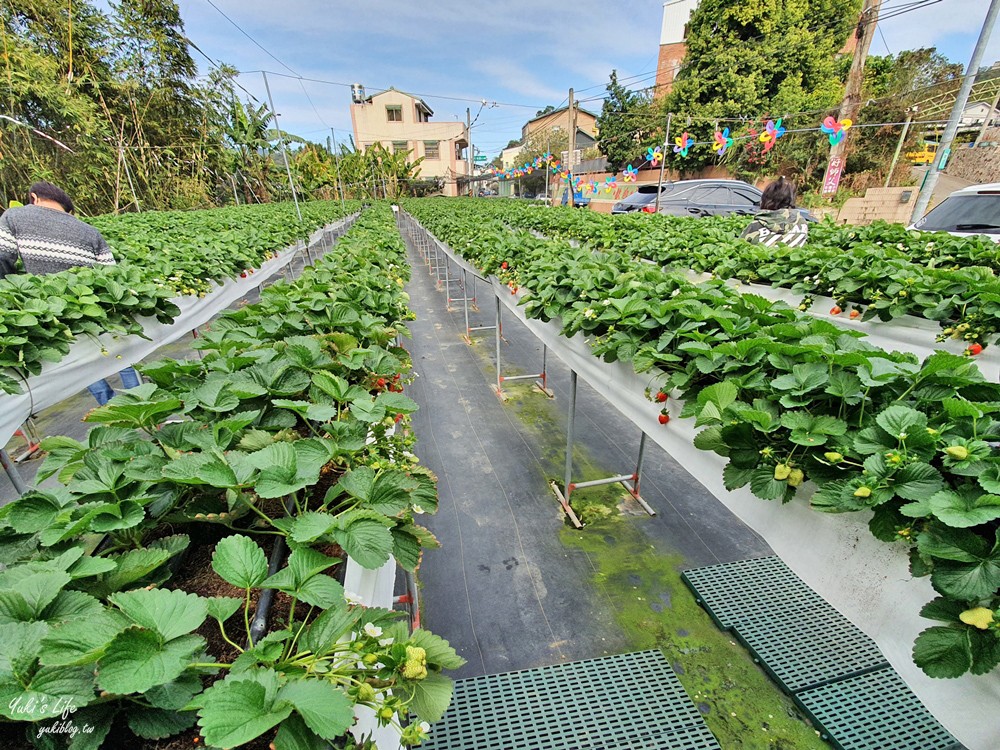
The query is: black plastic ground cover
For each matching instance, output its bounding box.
[681,556,961,749]
[796,668,963,750]
[402,222,773,680]
[420,650,721,750]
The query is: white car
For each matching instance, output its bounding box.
[911,182,1000,241]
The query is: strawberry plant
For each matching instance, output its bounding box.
[406,198,1000,681]
[0,206,460,748]
[0,201,357,395]
[417,197,1000,347]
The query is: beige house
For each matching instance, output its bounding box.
[521,106,598,160]
[350,88,468,196]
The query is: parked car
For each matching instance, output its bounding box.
[910,182,1000,241]
[611,179,762,217]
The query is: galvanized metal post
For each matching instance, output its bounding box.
[262,71,303,223]
[913,0,1000,221]
[885,108,915,188]
[1,448,28,496]
[654,113,672,213]
[563,370,578,501]
[462,269,471,335]
[495,295,503,392]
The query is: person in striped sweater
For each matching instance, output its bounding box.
[0,182,140,404]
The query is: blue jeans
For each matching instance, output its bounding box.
[87,367,141,406]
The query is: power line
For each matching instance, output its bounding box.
[200,0,300,78]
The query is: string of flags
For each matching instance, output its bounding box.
[486,116,856,195]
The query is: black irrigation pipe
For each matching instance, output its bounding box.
[246,213,363,646]
[249,500,294,646]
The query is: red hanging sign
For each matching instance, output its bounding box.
[822,155,845,196]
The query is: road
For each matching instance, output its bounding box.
[912,166,975,209]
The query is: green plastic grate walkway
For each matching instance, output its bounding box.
[681,556,963,750]
[420,650,720,750]
[798,668,963,750]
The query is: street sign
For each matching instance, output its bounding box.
[822,155,845,195]
[474,155,489,164]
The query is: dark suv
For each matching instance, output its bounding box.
[611,179,762,217]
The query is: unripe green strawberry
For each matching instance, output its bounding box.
[378,707,395,721]
[357,683,376,702]
[362,653,379,665]
[823,452,843,463]
[787,469,804,487]
[854,486,872,498]
[945,445,969,460]
[774,464,792,481]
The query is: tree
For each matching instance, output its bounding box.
[508,128,569,196]
[595,70,657,173]
[535,105,555,118]
[225,98,276,203]
[661,0,860,174]
[837,48,963,190]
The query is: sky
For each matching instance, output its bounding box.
[166,0,998,159]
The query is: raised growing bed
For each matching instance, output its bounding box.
[403,200,1000,750]
[0,200,358,397]
[0,206,461,749]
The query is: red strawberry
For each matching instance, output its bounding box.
[658,413,670,425]
[655,391,668,402]
[240,271,248,278]
[968,343,983,356]
[830,306,842,315]
[501,261,509,270]
[376,378,386,388]
[394,413,404,424]
[849,309,860,319]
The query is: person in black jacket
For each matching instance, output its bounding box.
[740,177,809,247]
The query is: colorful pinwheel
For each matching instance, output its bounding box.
[712,128,733,156]
[604,175,617,193]
[758,119,785,154]
[646,146,663,166]
[673,132,693,158]
[590,181,600,194]
[623,164,638,182]
[820,116,852,145]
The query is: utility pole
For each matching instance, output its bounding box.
[262,71,303,223]
[466,108,473,197]
[330,128,346,209]
[545,125,559,202]
[912,0,1000,221]
[822,0,883,195]
[974,84,1000,147]
[567,88,576,205]
[654,112,673,212]
[884,107,916,188]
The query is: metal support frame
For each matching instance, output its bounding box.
[490,294,551,400]
[1,447,29,496]
[403,210,656,527]
[10,419,42,463]
[551,371,655,528]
